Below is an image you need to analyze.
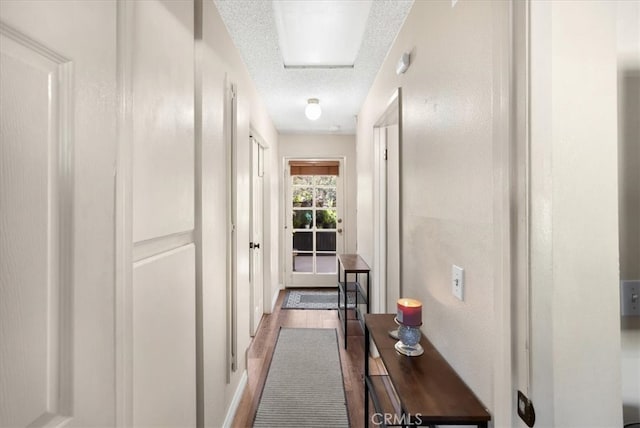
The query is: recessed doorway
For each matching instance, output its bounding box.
[285,159,345,287]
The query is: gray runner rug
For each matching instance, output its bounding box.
[253,328,349,427]
[282,289,355,310]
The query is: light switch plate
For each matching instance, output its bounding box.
[452,265,464,301]
[621,280,640,316]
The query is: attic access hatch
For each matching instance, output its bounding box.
[273,0,372,68]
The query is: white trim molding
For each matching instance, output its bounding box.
[271,287,281,312]
[222,370,248,428]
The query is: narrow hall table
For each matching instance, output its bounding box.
[364,314,491,427]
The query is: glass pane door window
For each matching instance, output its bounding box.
[291,175,338,274]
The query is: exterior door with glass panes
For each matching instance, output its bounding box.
[286,160,344,286]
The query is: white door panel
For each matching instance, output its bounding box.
[0,29,70,428]
[132,245,196,427]
[129,0,196,425]
[132,0,195,242]
[0,1,117,426]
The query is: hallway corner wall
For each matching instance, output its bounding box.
[0,0,278,425]
[356,0,506,422]
[617,0,640,423]
[528,1,622,426]
[200,0,279,425]
[129,1,197,426]
[358,0,626,426]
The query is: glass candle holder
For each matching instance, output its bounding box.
[397,298,422,327]
[394,323,424,357]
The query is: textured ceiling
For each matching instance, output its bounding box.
[214,0,414,135]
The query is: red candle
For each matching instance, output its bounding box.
[397,298,422,326]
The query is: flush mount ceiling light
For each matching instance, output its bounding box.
[305,98,322,120]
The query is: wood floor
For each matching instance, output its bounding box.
[231,289,369,428]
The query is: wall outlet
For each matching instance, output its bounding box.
[452,265,464,301]
[517,390,536,427]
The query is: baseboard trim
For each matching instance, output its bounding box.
[270,286,282,312]
[222,370,248,428]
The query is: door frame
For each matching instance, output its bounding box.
[373,88,402,314]
[282,156,346,288]
[493,0,522,425]
[115,0,134,425]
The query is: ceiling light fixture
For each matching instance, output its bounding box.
[305,98,322,120]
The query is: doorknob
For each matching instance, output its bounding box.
[337,218,342,223]
[337,229,343,234]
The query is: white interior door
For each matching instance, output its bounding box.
[129,1,196,426]
[286,160,344,287]
[385,125,401,312]
[250,137,265,336]
[0,2,117,426]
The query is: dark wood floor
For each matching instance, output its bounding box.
[232,289,373,428]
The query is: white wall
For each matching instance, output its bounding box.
[199,0,279,424]
[356,0,510,423]
[279,134,357,286]
[529,1,622,426]
[617,0,640,424]
[358,0,626,426]
[119,0,279,424]
[0,0,277,425]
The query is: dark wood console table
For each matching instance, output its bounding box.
[364,314,491,427]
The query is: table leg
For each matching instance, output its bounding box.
[364,326,370,427]
[344,271,348,349]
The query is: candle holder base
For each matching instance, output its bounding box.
[394,341,424,357]
[394,319,424,357]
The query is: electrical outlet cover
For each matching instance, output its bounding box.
[517,390,536,427]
